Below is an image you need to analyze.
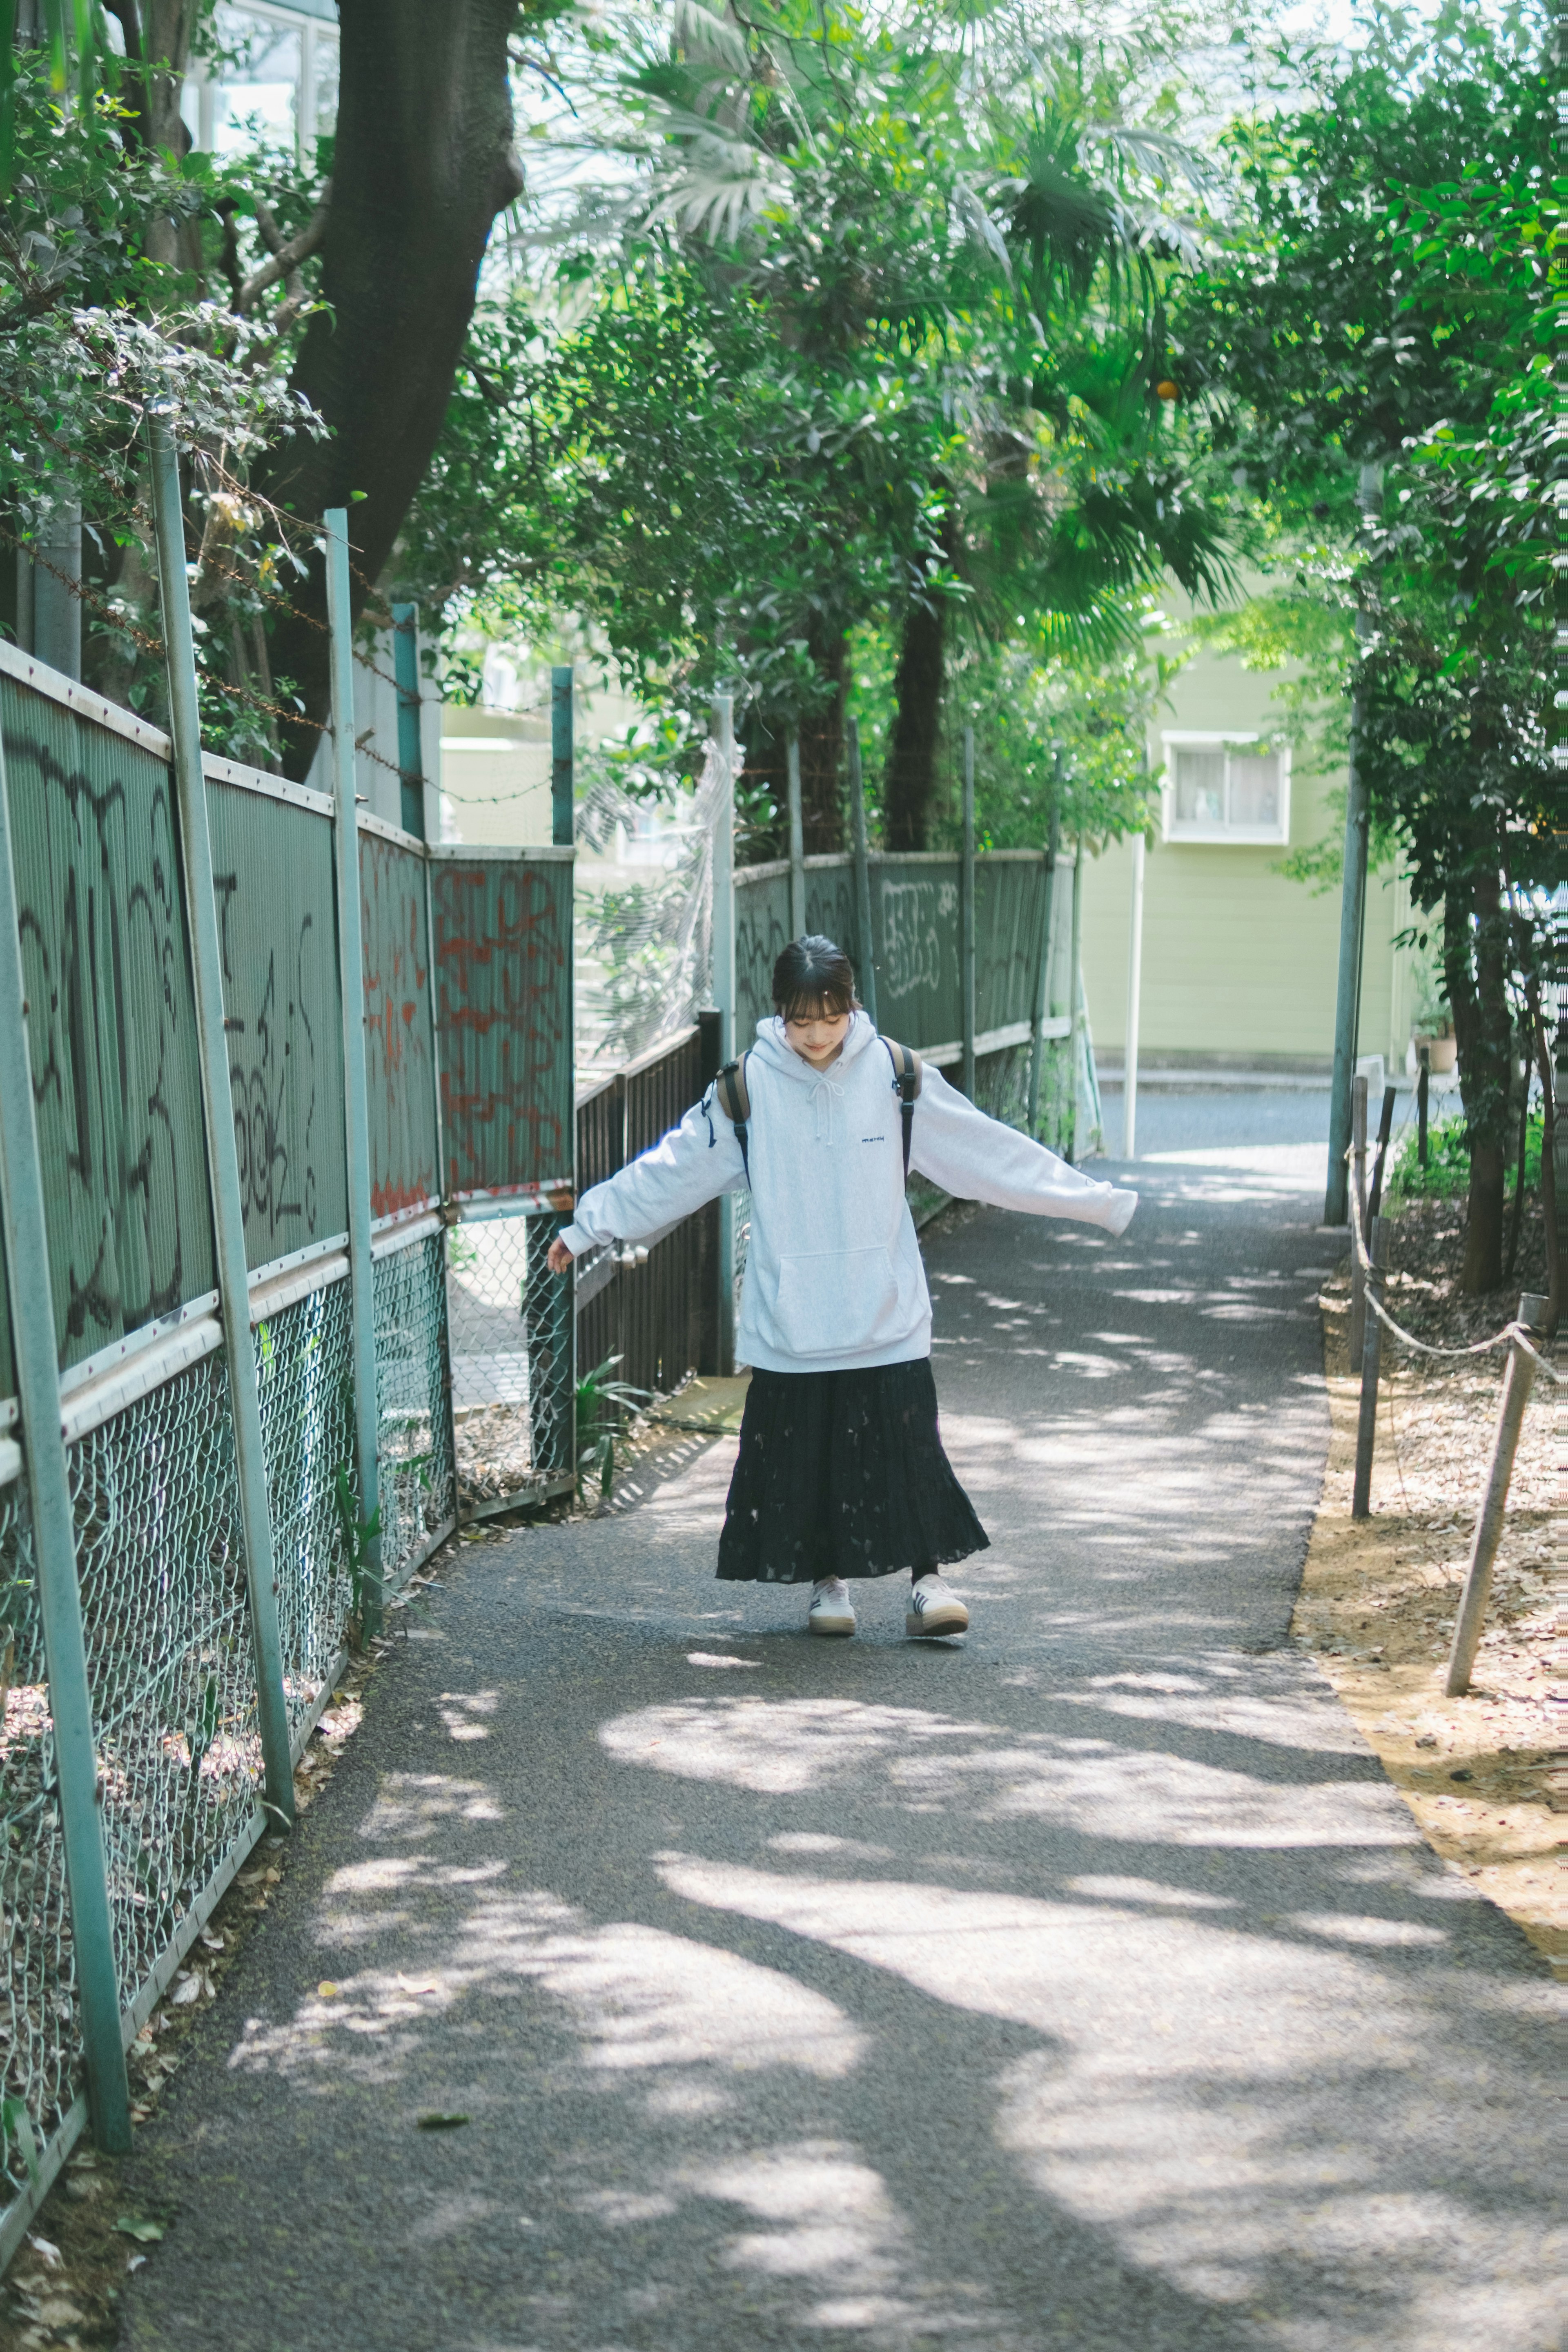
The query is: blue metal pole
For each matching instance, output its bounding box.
[149,422,295,1829]
[0,711,131,2150]
[324,509,383,1628]
[390,601,425,841]
[552,666,573,847]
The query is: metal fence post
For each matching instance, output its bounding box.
[1351,1214,1387,1519]
[0,718,131,2151]
[786,731,805,940]
[149,423,295,1829]
[390,601,425,841]
[960,726,976,1101]
[1027,801,1061,1140]
[1067,843,1084,1162]
[846,717,877,1027]
[552,666,574,848]
[324,508,383,1629]
[1446,1294,1549,1696]
[1349,1074,1369,1371]
[711,695,736,1375]
[1124,830,1146,1160]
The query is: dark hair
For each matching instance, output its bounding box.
[772,935,859,1023]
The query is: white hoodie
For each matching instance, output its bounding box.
[560,1011,1137,1375]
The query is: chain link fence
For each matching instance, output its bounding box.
[256,1276,356,1755]
[0,1468,78,2209]
[374,1229,458,1585]
[71,1354,261,2015]
[446,1211,575,1520]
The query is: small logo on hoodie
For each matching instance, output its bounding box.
[861,1134,885,1144]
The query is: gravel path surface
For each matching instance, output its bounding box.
[118,1152,1556,2352]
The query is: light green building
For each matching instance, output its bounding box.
[1077,609,1420,1078]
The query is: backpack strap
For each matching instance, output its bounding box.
[882,1039,923,1179]
[714,1054,752,1185]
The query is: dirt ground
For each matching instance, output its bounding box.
[1297,1192,1562,1976]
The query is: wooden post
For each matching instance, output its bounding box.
[1417,1048,1430,1166]
[1351,1215,1388,1519]
[1445,1294,1549,1696]
[1367,1081,1397,1221]
[1349,1074,1369,1371]
[1124,831,1146,1160]
[960,726,976,1101]
[786,731,805,939]
[847,717,877,1027]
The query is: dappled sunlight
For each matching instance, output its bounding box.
[680,2140,1029,2345]
[655,1858,1551,2351]
[602,1692,1409,1845]
[231,1875,867,2098]
[1051,1659,1372,1755]
[599,1695,995,1794]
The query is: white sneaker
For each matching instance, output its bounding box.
[906,1574,969,1637]
[808,1577,856,1637]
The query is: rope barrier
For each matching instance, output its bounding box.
[1343,1148,1560,1381]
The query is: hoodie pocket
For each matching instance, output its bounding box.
[770,1245,912,1359]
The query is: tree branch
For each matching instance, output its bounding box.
[240,187,332,314]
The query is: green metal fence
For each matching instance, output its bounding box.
[734,848,1078,1152]
[0,620,573,2265]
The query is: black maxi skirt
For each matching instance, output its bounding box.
[716,1358,990,1584]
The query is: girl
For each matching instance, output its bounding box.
[547,936,1136,1639]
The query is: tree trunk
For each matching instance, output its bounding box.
[884,586,946,851]
[101,2,203,270]
[1444,848,1513,1295]
[746,631,848,864]
[254,0,523,779]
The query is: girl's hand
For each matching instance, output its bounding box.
[546,1236,574,1275]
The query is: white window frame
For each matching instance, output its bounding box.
[1159,731,1291,846]
[187,0,339,164]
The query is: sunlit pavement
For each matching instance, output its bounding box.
[120,1144,1556,2352]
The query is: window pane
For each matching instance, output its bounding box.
[212,7,301,154]
[1174,748,1225,824]
[1228,754,1280,828]
[310,31,339,140]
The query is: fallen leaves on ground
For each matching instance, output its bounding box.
[1301,1196,1560,1973]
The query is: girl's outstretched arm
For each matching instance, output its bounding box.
[909,1065,1138,1235]
[555,1095,747,1261]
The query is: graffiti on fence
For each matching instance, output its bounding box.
[430,853,573,1197]
[207,779,346,1268]
[733,866,790,1042]
[361,828,440,1218]
[5,680,214,1374]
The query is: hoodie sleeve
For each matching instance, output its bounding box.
[558,1091,746,1256]
[909,1064,1137,1235]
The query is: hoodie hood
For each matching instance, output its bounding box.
[749,1010,880,1149]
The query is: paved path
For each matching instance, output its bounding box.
[120,1151,1556,2352]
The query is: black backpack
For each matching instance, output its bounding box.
[714,1038,923,1187]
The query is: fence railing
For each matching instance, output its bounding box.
[0,501,577,2260]
[576,1018,722,1405]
